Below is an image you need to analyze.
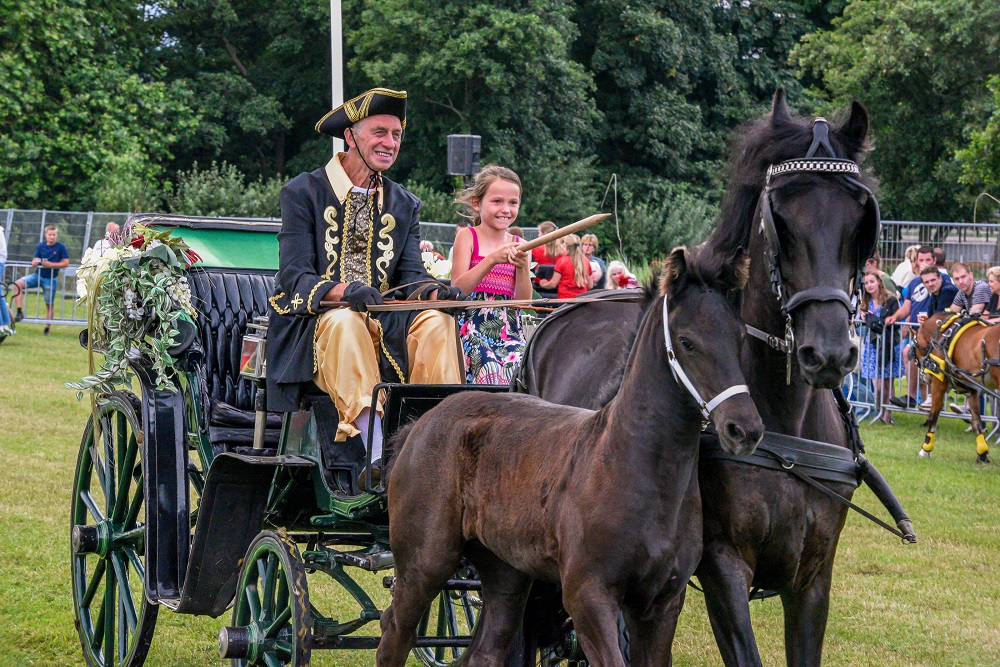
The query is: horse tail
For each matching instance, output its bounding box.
[383,418,419,487]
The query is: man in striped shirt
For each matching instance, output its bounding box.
[949,262,991,314]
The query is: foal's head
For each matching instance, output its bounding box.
[662,245,763,455]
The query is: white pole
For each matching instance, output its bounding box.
[330,0,344,155]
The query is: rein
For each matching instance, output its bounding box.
[662,296,749,421]
[751,117,881,383]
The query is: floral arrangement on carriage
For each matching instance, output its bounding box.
[420,241,452,281]
[67,220,201,395]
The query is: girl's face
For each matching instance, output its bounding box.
[989,274,1000,295]
[473,179,520,231]
[863,273,880,295]
[557,239,568,256]
[610,266,623,282]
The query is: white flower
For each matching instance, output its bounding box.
[429,259,452,281]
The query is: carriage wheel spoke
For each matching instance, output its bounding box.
[123,485,144,531]
[114,436,139,522]
[261,553,278,621]
[102,417,117,516]
[80,490,106,525]
[90,441,109,501]
[264,605,291,638]
[122,544,145,581]
[102,565,115,661]
[112,552,138,634]
[81,558,107,608]
[263,652,282,667]
[244,582,262,619]
[434,594,448,660]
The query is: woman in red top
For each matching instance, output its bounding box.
[539,233,592,299]
[531,220,560,297]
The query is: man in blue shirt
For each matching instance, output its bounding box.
[14,224,69,335]
[886,246,952,408]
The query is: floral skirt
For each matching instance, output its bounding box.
[458,292,526,385]
[861,339,904,379]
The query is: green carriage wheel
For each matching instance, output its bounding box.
[70,391,158,667]
[226,530,312,667]
[412,588,481,666]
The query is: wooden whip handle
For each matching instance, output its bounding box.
[515,213,611,253]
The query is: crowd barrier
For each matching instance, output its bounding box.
[844,317,1000,440]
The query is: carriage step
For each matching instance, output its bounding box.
[382,576,482,591]
[333,550,395,571]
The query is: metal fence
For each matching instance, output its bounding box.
[844,318,1000,441]
[879,220,1000,275]
[0,209,541,326]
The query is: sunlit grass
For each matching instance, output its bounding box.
[0,324,996,666]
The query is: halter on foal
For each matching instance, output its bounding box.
[914,312,996,463]
[376,245,762,667]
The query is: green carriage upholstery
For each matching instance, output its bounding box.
[186,267,283,447]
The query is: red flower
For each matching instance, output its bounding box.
[184,248,202,266]
[128,234,145,248]
[617,273,630,288]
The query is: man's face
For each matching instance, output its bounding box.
[915,251,935,272]
[45,228,58,244]
[953,268,974,294]
[921,271,942,294]
[346,115,402,171]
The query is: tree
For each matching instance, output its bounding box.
[347,0,602,224]
[956,75,1000,196]
[793,0,1000,221]
[0,0,197,209]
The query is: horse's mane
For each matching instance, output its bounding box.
[660,244,749,298]
[708,105,875,258]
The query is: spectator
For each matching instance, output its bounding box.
[581,233,605,289]
[891,244,921,288]
[864,252,899,298]
[507,225,524,239]
[539,233,592,298]
[949,262,991,315]
[859,271,903,424]
[0,224,11,338]
[447,219,470,262]
[13,224,69,335]
[921,266,959,316]
[887,246,951,408]
[419,239,444,261]
[532,221,560,298]
[606,260,639,289]
[451,165,531,385]
[933,247,949,275]
[984,266,1000,322]
[91,222,120,257]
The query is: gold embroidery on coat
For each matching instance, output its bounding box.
[269,292,290,315]
[341,192,374,284]
[323,206,340,278]
[376,213,396,291]
[306,280,332,315]
[290,293,304,310]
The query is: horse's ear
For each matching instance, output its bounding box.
[661,246,689,297]
[840,100,869,146]
[771,87,791,125]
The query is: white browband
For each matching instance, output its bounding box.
[662,296,749,420]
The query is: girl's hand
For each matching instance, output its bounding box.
[485,242,520,267]
[508,247,529,269]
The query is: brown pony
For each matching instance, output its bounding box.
[376,245,763,667]
[913,313,995,463]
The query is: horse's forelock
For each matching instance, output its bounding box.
[661,245,745,299]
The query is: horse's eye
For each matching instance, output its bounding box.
[679,337,694,351]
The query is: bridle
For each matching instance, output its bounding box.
[746,117,882,382]
[663,295,749,421]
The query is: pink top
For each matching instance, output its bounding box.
[468,227,521,297]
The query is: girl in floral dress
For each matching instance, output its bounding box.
[451,165,532,385]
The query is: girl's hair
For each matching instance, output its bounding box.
[605,260,629,289]
[860,269,891,311]
[537,221,559,257]
[563,233,589,288]
[454,165,521,226]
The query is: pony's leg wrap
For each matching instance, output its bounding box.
[922,432,935,452]
[976,433,989,456]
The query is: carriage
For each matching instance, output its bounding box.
[68,214,587,667]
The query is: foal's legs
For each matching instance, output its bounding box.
[697,550,763,667]
[780,561,835,667]
[967,390,991,463]
[623,588,686,667]
[561,578,627,667]
[460,547,532,666]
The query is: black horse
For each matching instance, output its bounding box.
[520,89,879,666]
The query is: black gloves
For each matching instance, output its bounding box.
[433,284,466,301]
[343,282,384,312]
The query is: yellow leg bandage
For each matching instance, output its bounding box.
[976,433,989,456]
[923,432,935,452]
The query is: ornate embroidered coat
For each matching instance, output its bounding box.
[266,155,431,412]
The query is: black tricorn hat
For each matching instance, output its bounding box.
[315,88,407,140]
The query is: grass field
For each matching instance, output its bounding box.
[0,322,997,666]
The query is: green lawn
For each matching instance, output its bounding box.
[0,323,997,666]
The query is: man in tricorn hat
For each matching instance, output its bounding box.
[266,87,464,468]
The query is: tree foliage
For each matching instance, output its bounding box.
[794,0,1000,221]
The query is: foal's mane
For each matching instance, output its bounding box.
[707,102,874,259]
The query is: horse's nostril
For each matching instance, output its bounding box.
[726,422,746,442]
[843,346,859,371]
[798,345,823,370]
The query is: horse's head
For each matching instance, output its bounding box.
[726,88,879,389]
[663,245,763,455]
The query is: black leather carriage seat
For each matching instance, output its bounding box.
[187,268,283,449]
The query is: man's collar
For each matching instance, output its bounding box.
[324,152,384,209]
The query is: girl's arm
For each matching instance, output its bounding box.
[539,271,561,289]
[509,246,533,300]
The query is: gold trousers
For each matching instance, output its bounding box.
[313,309,463,440]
